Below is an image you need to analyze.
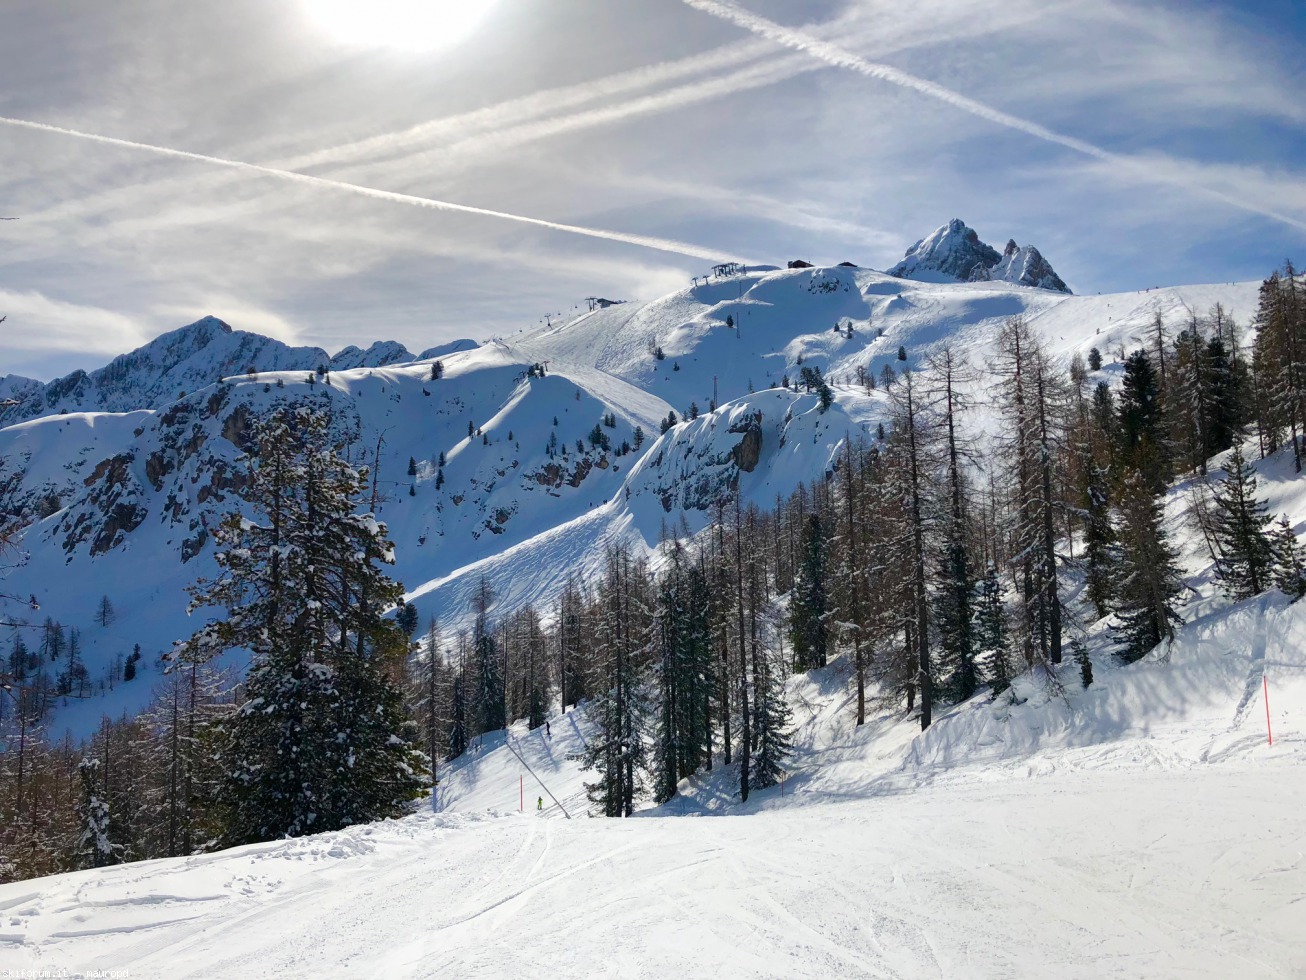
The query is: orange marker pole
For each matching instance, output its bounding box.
[1264,675,1273,747]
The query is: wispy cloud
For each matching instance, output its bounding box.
[285,37,781,172]
[681,0,1306,233]
[329,51,822,187]
[0,115,747,264]
[0,289,146,363]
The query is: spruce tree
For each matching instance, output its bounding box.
[1211,440,1274,599]
[582,546,650,817]
[178,406,427,845]
[470,579,505,737]
[1084,471,1116,618]
[1270,515,1306,601]
[75,758,117,869]
[1117,349,1168,491]
[751,621,792,790]
[653,541,713,803]
[975,561,1011,698]
[1112,468,1184,663]
[788,514,828,671]
[928,347,977,702]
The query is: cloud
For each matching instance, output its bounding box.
[0,288,147,360]
[681,0,1306,233]
[0,115,747,264]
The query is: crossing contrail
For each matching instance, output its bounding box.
[0,115,747,263]
[681,0,1306,233]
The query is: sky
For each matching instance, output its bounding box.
[1,0,1303,381]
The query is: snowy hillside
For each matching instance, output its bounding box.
[1,263,1261,737]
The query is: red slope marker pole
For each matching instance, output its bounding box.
[1264,675,1273,747]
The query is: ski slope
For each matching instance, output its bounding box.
[0,766,1301,979]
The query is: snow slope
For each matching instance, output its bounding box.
[1,765,1300,979]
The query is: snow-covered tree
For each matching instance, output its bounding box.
[75,758,117,869]
[1211,440,1274,599]
[1270,515,1306,601]
[177,405,427,845]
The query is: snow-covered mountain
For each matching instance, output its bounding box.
[888,218,1071,292]
[0,263,1260,736]
[0,316,439,428]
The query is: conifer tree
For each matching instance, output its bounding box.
[1210,440,1274,599]
[75,758,116,869]
[1112,469,1183,662]
[788,514,828,671]
[582,545,650,817]
[1270,515,1306,601]
[469,578,505,737]
[751,667,791,790]
[177,406,427,845]
[652,540,712,802]
[1117,349,1168,491]
[928,347,978,701]
[994,317,1065,669]
[140,662,227,857]
[884,367,937,724]
[974,561,1011,697]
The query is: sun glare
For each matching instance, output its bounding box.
[303,0,498,52]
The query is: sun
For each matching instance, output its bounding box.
[303,0,498,52]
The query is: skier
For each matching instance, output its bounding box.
[537,796,544,812]
[545,720,551,738]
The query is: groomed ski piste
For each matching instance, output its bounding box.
[2,446,1304,979]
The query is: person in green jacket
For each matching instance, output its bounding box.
[537,796,544,812]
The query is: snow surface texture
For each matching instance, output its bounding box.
[0,264,1262,739]
[2,567,1303,978]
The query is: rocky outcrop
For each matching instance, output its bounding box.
[729,413,763,473]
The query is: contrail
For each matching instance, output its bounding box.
[682,0,1306,233]
[0,116,746,263]
[336,52,820,184]
[288,38,780,172]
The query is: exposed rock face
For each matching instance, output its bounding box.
[888,219,1071,293]
[988,244,1069,293]
[729,413,763,473]
[889,219,1001,283]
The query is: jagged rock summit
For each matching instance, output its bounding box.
[888,219,1070,293]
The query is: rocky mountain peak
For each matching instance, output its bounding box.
[888,220,1070,293]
